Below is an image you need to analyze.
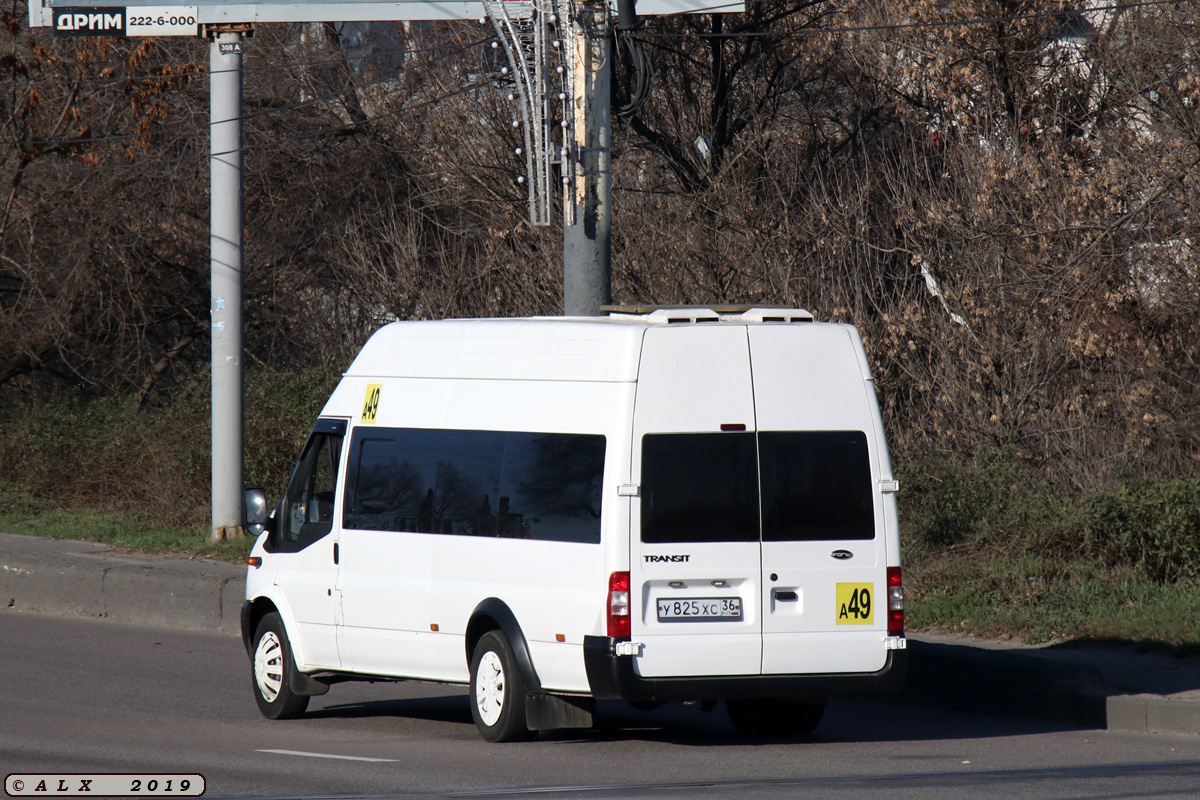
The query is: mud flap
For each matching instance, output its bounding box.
[525,692,594,730]
[290,671,331,697]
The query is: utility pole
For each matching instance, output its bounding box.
[562,0,612,316]
[209,29,246,541]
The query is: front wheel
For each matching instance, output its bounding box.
[726,698,825,738]
[469,631,531,742]
[251,612,309,720]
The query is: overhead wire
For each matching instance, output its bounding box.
[1,0,1190,170]
[646,0,1187,36]
[241,78,493,152]
[612,0,1185,118]
[616,0,1184,115]
[0,77,495,173]
[10,0,1183,91]
[7,34,493,149]
[5,33,492,89]
[612,28,654,116]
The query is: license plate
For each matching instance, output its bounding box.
[656,597,742,622]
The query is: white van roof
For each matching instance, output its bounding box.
[343,307,817,383]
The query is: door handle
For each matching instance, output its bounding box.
[333,542,339,565]
[774,590,798,602]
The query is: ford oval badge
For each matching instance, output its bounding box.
[831,549,853,560]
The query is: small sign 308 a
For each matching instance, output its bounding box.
[54,6,198,36]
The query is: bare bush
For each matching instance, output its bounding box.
[612,0,1200,486]
[2,0,1198,509]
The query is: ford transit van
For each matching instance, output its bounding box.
[241,306,907,742]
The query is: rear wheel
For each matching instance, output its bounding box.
[469,631,531,742]
[251,612,309,720]
[726,698,825,738]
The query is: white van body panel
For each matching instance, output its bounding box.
[242,574,328,671]
[245,310,905,721]
[345,318,644,383]
[630,325,763,679]
[337,529,437,678]
[274,542,343,671]
[428,538,603,690]
[748,324,890,675]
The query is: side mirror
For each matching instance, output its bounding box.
[245,488,269,537]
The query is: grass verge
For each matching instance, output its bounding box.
[907,552,1200,645]
[0,485,253,563]
[899,447,1200,647]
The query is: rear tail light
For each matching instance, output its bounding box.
[887,566,904,636]
[607,571,631,637]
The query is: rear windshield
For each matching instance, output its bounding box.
[641,431,874,544]
[641,433,759,544]
[759,431,874,542]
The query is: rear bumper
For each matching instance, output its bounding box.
[583,635,908,702]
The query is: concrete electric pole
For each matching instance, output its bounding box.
[209,30,246,542]
[563,0,612,317]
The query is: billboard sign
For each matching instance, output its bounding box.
[53,6,199,35]
[33,0,736,31]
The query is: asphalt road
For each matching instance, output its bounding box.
[5,613,1200,800]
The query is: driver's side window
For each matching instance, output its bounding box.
[282,430,342,551]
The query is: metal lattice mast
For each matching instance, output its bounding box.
[484,0,575,227]
[554,0,576,228]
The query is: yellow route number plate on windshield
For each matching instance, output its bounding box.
[835,583,874,625]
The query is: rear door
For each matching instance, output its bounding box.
[629,326,762,678]
[749,325,890,674]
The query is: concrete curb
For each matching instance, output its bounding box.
[0,532,244,634]
[1106,694,1200,736]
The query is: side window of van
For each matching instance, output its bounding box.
[281,430,343,552]
[343,427,605,544]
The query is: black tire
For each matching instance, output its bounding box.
[469,631,531,742]
[251,612,310,720]
[726,698,825,738]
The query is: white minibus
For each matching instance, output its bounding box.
[242,306,907,742]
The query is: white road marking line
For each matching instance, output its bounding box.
[256,749,398,763]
